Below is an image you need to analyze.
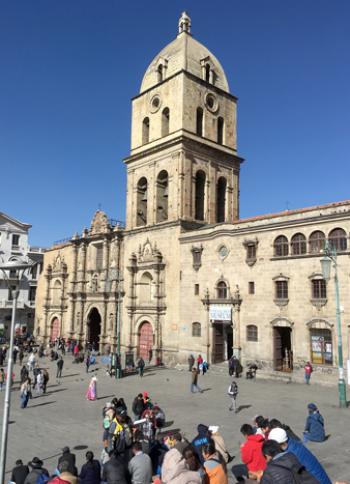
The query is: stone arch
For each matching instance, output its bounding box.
[306,318,334,329]
[86,306,102,348]
[270,317,294,327]
[156,170,169,222]
[136,177,148,226]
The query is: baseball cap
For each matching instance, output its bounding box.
[268,428,288,443]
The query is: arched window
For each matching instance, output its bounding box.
[274,236,289,257]
[196,108,203,137]
[309,231,325,253]
[216,177,226,223]
[157,64,163,83]
[161,108,170,137]
[140,272,153,303]
[192,322,201,337]
[291,233,306,255]
[142,117,150,144]
[205,63,210,82]
[52,280,62,305]
[329,228,347,252]
[156,170,168,223]
[217,281,228,299]
[247,325,258,342]
[195,170,206,220]
[217,117,224,145]
[136,177,148,226]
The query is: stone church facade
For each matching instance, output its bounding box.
[35,13,350,383]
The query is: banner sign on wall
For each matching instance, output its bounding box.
[209,304,232,321]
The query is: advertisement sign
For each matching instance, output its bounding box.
[209,304,232,322]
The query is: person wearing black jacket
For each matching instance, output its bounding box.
[132,393,145,420]
[11,459,29,484]
[260,440,318,484]
[80,451,101,484]
[58,446,77,476]
[102,450,129,484]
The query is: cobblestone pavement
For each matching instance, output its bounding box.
[1,357,349,482]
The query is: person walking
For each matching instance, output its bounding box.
[0,368,5,391]
[86,376,97,401]
[191,367,203,393]
[137,357,145,377]
[20,378,31,409]
[304,361,313,385]
[132,393,145,420]
[197,354,203,370]
[19,347,24,366]
[188,354,195,371]
[227,379,238,412]
[85,353,91,373]
[57,356,64,380]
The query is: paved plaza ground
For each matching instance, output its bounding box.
[1,357,349,482]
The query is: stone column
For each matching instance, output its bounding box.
[43,267,52,341]
[232,285,242,358]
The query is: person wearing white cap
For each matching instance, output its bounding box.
[268,428,331,484]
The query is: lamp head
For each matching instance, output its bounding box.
[320,255,331,282]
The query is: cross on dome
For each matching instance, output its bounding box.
[178,11,191,34]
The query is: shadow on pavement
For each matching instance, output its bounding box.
[235,404,251,413]
[28,401,56,408]
[97,394,115,400]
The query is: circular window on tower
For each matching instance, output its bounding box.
[150,94,162,113]
[205,92,219,113]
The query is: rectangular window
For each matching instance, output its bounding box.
[31,265,38,280]
[247,244,256,259]
[194,284,199,295]
[248,282,255,295]
[275,280,288,299]
[95,244,103,270]
[8,285,17,300]
[29,286,37,302]
[12,234,20,247]
[312,279,327,299]
[310,329,333,365]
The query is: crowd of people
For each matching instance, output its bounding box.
[1,343,347,484]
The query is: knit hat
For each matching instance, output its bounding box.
[29,457,43,467]
[307,403,317,411]
[268,428,288,443]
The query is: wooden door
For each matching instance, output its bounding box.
[212,324,224,363]
[138,322,153,361]
[273,327,283,371]
[50,317,60,342]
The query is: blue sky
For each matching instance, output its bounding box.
[1,1,349,247]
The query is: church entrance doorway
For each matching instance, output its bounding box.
[138,321,153,362]
[50,317,60,342]
[226,326,233,360]
[212,323,224,363]
[87,308,101,349]
[273,326,293,372]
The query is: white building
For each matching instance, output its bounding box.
[0,212,43,338]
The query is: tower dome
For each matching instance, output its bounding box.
[140,12,230,93]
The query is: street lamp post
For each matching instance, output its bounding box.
[0,259,34,483]
[320,242,347,408]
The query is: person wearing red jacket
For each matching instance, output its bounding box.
[232,424,266,481]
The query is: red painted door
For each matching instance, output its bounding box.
[50,317,60,342]
[138,322,153,360]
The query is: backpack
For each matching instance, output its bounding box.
[36,474,50,484]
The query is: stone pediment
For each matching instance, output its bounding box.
[90,210,109,235]
[138,238,162,263]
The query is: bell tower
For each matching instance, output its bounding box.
[124,12,243,230]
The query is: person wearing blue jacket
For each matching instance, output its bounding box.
[268,427,332,484]
[304,403,326,442]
